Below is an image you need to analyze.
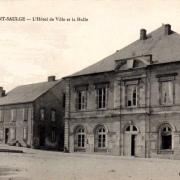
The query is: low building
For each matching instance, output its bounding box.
[0,76,66,150]
[64,24,180,159]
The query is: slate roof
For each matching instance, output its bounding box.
[0,80,60,106]
[71,25,180,77]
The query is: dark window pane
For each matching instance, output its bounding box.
[133,126,137,131]
[126,126,130,131]
[161,135,172,149]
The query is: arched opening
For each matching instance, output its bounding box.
[160,125,172,150]
[94,125,107,152]
[125,125,138,132]
[74,126,86,151]
[124,124,138,156]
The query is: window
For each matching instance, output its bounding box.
[51,129,56,142]
[157,73,177,105]
[77,90,87,110]
[11,109,16,121]
[10,128,16,140]
[97,87,107,109]
[40,108,45,121]
[125,125,138,132]
[160,125,172,150]
[51,110,56,122]
[22,108,27,121]
[23,127,27,140]
[126,84,137,107]
[95,126,106,149]
[160,81,173,105]
[75,127,85,148]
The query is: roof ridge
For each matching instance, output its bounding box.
[69,24,180,77]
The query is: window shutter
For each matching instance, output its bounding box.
[96,89,99,109]
[84,91,87,109]
[105,86,108,108]
[124,85,127,107]
[75,92,78,111]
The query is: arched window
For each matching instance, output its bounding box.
[160,125,172,150]
[95,126,106,149]
[125,125,138,132]
[75,127,85,149]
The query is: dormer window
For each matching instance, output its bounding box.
[115,55,152,71]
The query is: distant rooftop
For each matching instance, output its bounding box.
[0,76,60,106]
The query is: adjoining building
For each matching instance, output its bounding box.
[64,24,180,159]
[0,76,66,150]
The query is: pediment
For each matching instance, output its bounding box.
[115,55,152,71]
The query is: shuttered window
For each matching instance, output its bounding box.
[161,81,173,105]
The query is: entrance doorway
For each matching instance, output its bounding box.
[5,128,9,144]
[39,126,45,147]
[124,125,138,156]
[131,135,136,156]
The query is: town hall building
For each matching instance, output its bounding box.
[64,24,180,159]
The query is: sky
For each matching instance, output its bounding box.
[0,0,180,91]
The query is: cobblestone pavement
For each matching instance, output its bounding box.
[0,145,180,180]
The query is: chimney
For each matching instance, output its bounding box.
[48,76,56,82]
[140,29,147,40]
[0,87,5,97]
[164,24,171,35]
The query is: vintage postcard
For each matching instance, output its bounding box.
[0,0,180,179]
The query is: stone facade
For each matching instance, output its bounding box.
[64,24,180,159]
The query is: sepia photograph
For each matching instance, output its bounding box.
[1,0,180,179]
